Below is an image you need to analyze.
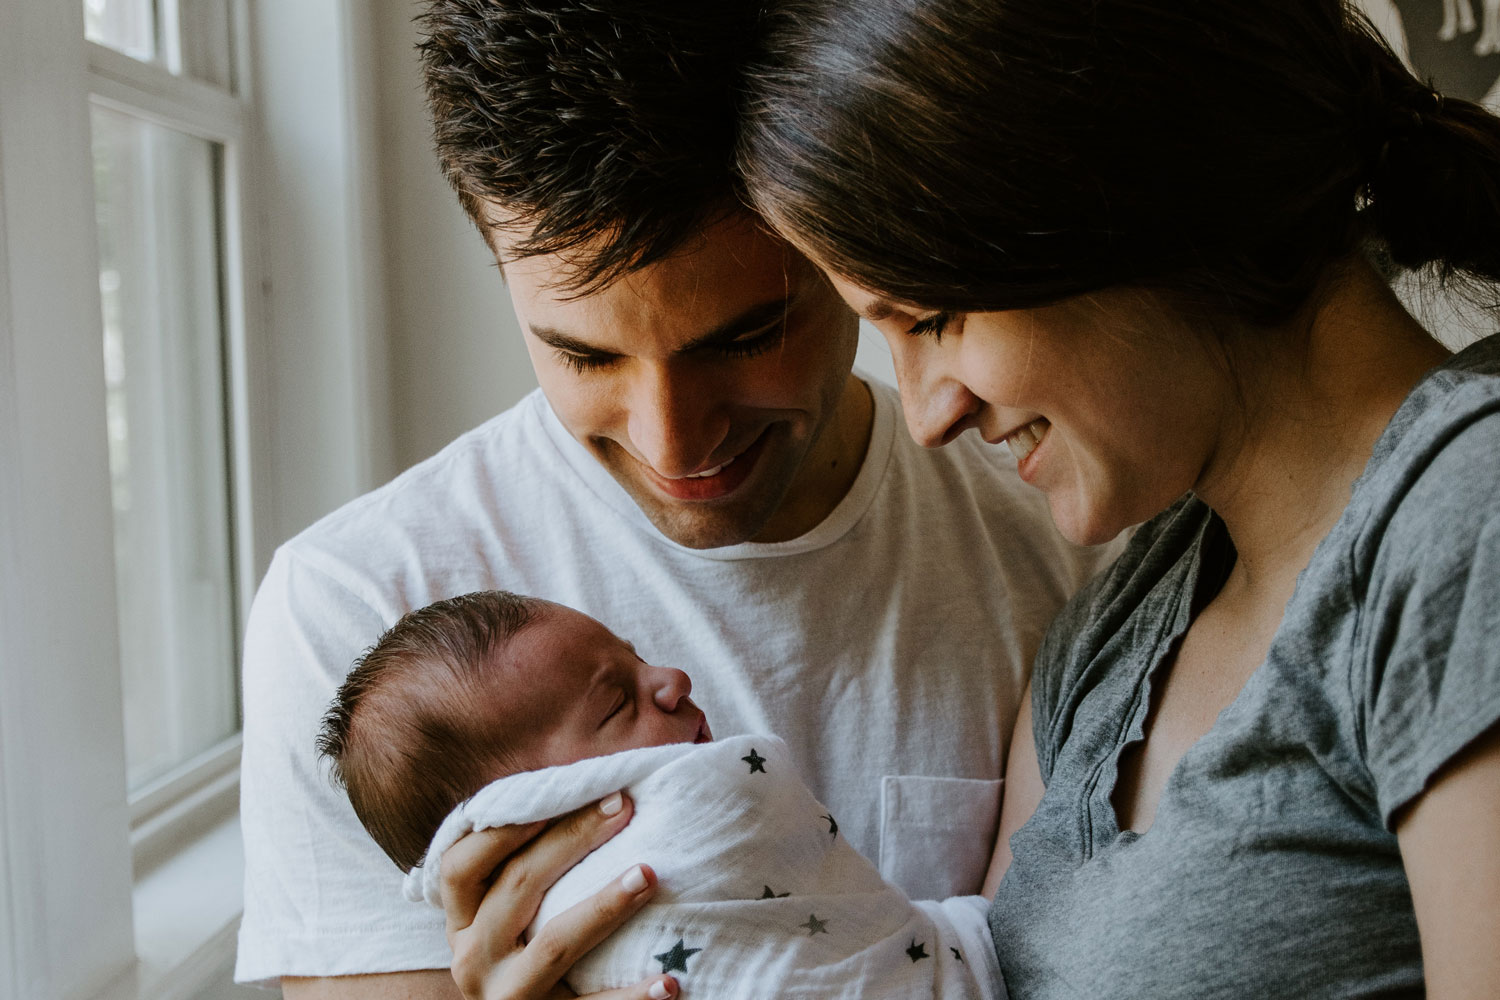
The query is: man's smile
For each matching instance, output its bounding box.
[634,429,772,502]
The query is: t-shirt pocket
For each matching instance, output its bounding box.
[877,774,1004,901]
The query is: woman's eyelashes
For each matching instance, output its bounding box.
[906,311,953,340]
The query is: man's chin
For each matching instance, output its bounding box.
[614,468,799,548]
[633,496,781,549]
[595,438,803,548]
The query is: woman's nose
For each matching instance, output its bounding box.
[903,377,982,448]
[881,326,981,448]
[648,665,693,712]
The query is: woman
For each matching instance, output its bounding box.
[435,1,1498,997]
[733,0,1500,996]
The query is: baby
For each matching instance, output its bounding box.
[319,591,1001,1000]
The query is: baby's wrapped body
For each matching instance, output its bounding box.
[407,735,1001,1000]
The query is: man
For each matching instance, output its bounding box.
[235,2,1111,996]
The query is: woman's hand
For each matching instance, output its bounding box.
[441,791,678,1000]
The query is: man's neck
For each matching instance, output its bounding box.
[752,374,874,543]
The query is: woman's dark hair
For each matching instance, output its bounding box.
[318,590,543,873]
[738,0,1500,325]
[418,0,763,294]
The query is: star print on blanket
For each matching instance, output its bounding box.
[654,939,702,974]
[406,735,1004,1000]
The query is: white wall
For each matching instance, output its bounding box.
[371,4,540,474]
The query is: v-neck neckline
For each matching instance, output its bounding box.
[1084,512,1239,855]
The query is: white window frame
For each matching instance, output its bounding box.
[88,15,260,861]
[0,0,391,997]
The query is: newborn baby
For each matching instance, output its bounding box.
[319,591,1001,1000]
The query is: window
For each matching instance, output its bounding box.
[0,0,278,996]
[85,0,251,833]
[5,0,397,994]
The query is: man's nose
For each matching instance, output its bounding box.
[625,364,730,477]
[648,666,693,712]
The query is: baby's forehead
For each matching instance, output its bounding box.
[508,602,634,667]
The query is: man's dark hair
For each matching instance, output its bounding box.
[417,0,764,294]
[318,590,545,873]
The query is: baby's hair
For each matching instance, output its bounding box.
[318,590,546,873]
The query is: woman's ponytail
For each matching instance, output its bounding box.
[1354,23,1500,283]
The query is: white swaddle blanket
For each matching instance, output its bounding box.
[405,735,1001,1000]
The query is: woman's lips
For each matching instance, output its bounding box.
[1003,418,1050,463]
[989,418,1050,484]
[694,714,713,743]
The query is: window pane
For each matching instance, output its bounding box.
[176,0,234,90]
[91,106,240,793]
[84,0,156,63]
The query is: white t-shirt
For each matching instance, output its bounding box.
[235,378,1112,984]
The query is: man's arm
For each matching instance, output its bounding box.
[1397,721,1500,1000]
[237,550,456,984]
[284,970,464,1000]
[982,681,1044,898]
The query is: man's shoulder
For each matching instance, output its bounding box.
[274,390,558,589]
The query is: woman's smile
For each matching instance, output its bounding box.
[999,418,1050,466]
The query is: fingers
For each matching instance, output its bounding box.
[583,975,679,1000]
[468,792,638,946]
[441,820,549,936]
[503,862,659,997]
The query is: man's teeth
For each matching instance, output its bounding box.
[1005,420,1049,462]
[683,455,736,479]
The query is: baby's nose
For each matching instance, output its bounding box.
[650,666,693,711]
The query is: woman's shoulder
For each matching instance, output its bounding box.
[1342,340,1500,827]
[1352,337,1500,579]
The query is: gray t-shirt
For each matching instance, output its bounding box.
[991,335,1500,999]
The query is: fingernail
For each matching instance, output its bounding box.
[649,979,674,999]
[621,864,648,893]
[599,791,624,816]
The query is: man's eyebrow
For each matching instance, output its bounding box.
[528,325,612,357]
[676,297,797,352]
[526,296,799,358]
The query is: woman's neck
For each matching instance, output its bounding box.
[1194,262,1453,603]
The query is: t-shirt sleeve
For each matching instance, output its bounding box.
[234,547,452,985]
[1358,416,1500,831]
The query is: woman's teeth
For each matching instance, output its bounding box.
[683,454,736,479]
[1005,419,1049,462]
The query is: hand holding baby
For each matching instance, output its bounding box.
[437,797,675,1000]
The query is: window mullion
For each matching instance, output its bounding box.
[87,40,241,143]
